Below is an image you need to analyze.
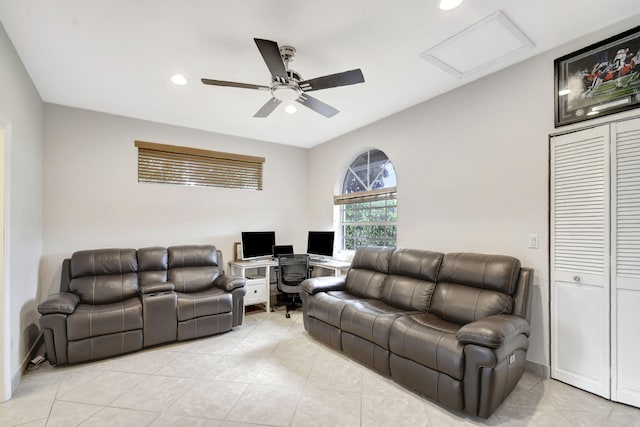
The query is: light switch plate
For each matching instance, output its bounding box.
[528,234,539,249]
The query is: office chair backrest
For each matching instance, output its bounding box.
[276,254,310,290]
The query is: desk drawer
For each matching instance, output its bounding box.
[244,280,267,305]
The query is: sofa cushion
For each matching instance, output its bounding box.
[177,288,232,321]
[351,246,393,272]
[168,245,221,293]
[69,249,140,304]
[389,249,443,282]
[438,253,521,295]
[168,245,218,268]
[389,313,464,380]
[341,300,411,349]
[430,283,512,325]
[344,269,387,299]
[67,299,143,341]
[428,253,519,325]
[70,273,139,305]
[305,292,356,328]
[138,246,168,285]
[381,275,436,312]
[70,248,138,277]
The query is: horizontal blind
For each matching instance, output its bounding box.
[553,133,607,274]
[135,141,265,190]
[615,127,640,278]
[334,187,397,205]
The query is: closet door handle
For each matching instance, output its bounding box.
[573,275,581,282]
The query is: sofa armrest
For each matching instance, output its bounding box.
[214,275,246,292]
[301,276,346,295]
[38,292,79,315]
[456,314,530,349]
[140,281,175,295]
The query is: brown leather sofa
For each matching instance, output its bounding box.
[301,246,532,418]
[37,244,246,366]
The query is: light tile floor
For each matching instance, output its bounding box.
[1,310,639,426]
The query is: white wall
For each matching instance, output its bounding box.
[41,104,308,296]
[306,17,640,368]
[0,22,44,398]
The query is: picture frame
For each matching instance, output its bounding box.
[554,25,640,127]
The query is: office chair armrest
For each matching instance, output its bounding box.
[301,276,345,295]
[214,275,246,292]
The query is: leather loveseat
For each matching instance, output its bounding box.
[37,244,246,366]
[300,246,532,418]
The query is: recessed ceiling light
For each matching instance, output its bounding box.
[439,0,463,11]
[558,89,571,96]
[284,104,298,114]
[170,74,188,85]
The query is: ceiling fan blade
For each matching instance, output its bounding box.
[295,94,339,118]
[254,38,288,83]
[299,69,364,92]
[253,97,282,118]
[201,78,269,91]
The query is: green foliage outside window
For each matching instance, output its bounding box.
[341,199,397,250]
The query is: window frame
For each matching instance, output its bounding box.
[335,150,397,252]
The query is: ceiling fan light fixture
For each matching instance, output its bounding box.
[439,0,463,11]
[271,84,301,102]
[284,104,297,114]
[170,74,188,85]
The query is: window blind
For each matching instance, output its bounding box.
[334,187,397,205]
[135,140,265,190]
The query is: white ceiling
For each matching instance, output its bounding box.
[1,1,640,148]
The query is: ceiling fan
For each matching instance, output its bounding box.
[201,38,365,118]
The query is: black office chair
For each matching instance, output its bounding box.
[275,254,310,318]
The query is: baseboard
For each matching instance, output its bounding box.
[525,360,550,379]
[11,332,44,394]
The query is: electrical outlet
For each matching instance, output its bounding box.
[528,234,539,249]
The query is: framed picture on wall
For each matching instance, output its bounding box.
[554,25,640,127]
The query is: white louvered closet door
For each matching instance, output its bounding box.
[551,125,611,398]
[611,118,640,407]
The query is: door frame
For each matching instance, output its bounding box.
[0,116,11,401]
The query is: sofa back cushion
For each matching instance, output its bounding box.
[138,246,168,285]
[381,249,444,311]
[345,246,393,299]
[167,245,220,293]
[430,253,521,324]
[69,249,139,304]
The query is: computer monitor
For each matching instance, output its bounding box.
[272,245,294,258]
[241,231,276,260]
[306,231,335,258]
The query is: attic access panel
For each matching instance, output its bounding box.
[421,11,534,79]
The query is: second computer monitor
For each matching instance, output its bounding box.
[272,245,294,258]
[307,231,335,258]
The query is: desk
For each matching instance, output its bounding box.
[228,258,351,312]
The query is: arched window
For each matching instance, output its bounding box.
[334,149,397,250]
